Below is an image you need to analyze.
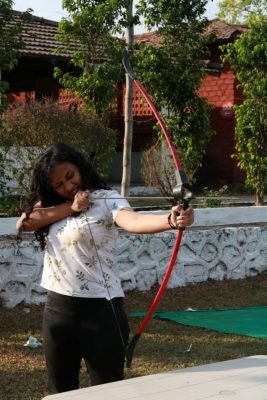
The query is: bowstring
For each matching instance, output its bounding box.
[84,209,127,354]
[84,148,128,356]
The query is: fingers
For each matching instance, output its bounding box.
[171,206,194,229]
[76,190,89,200]
[72,190,90,213]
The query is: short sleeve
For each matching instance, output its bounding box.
[103,190,132,221]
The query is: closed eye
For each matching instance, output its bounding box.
[66,171,75,180]
[53,182,63,189]
[53,171,75,189]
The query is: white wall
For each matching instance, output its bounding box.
[1,206,267,308]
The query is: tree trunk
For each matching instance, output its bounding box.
[255,187,264,206]
[121,0,134,197]
[255,168,265,205]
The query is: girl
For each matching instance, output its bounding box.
[16,142,194,394]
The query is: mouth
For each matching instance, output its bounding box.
[71,188,78,196]
[67,186,79,199]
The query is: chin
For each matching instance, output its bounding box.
[63,194,75,201]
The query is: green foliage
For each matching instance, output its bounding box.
[136,0,209,29]
[0,151,7,196]
[0,101,117,195]
[134,0,213,184]
[222,16,267,204]
[54,0,214,191]
[0,1,31,116]
[163,97,212,181]
[200,185,228,208]
[55,0,126,117]
[0,194,22,216]
[0,1,32,197]
[217,0,267,24]
[0,1,21,70]
[222,17,266,92]
[234,100,266,200]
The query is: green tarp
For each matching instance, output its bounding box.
[129,306,267,338]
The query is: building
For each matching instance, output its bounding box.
[2,11,247,186]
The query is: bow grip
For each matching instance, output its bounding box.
[173,169,193,210]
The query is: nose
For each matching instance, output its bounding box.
[64,181,75,193]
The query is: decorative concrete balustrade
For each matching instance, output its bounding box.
[0,206,267,308]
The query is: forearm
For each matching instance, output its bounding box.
[131,213,172,234]
[116,207,194,233]
[116,211,172,234]
[16,202,73,232]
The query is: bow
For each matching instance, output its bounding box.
[122,49,193,367]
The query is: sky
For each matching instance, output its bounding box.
[12,0,221,32]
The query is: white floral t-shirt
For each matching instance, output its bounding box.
[40,189,131,299]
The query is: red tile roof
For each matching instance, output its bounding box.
[9,11,248,58]
[135,18,248,46]
[202,18,248,42]
[8,10,73,58]
[134,31,162,47]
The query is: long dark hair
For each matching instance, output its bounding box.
[23,142,106,249]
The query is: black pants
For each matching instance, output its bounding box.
[43,291,130,394]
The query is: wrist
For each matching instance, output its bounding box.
[167,213,178,230]
[65,202,77,216]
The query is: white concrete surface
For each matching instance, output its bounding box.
[0,217,18,235]
[194,206,267,227]
[42,355,267,400]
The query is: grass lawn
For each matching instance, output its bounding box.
[1,275,267,399]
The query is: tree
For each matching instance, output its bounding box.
[54,0,125,117]
[221,15,267,205]
[0,1,31,116]
[55,0,138,196]
[121,0,135,197]
[56,0,214,197]
[134,0,213,186]
[218,0,267,24]
[0,0,31,193]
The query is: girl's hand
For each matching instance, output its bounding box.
[170,205,194,229]
[71,190,90,213]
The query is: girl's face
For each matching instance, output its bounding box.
[49,162,83,200]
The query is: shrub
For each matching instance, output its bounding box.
[141,141,178,204]
[0,100,118,196]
